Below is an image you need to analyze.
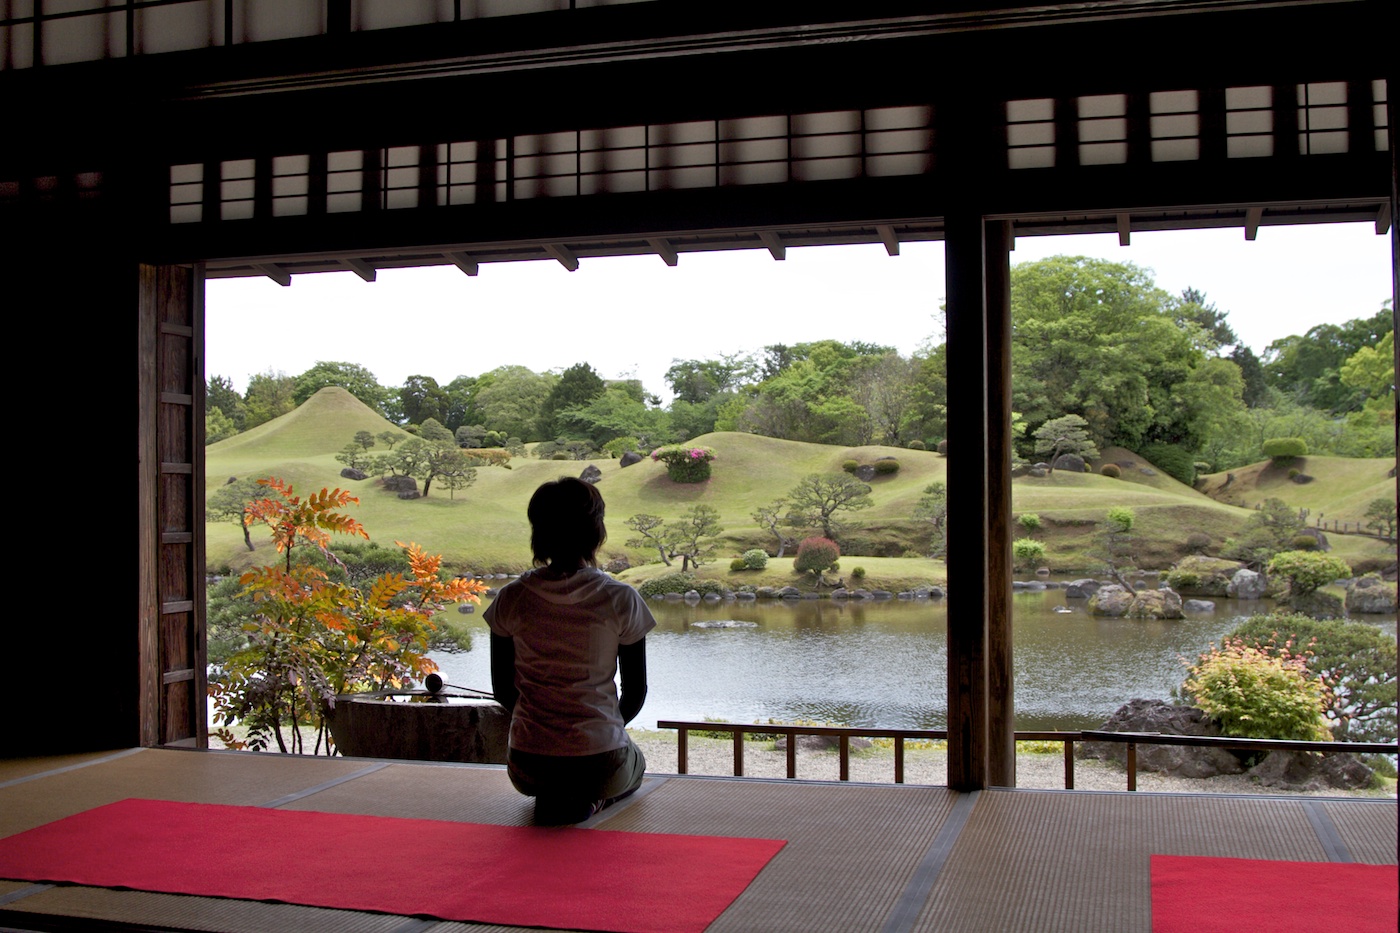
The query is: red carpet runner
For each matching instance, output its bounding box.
[1151,854,1398,933]
[0,799,785,933]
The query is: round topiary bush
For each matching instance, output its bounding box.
[851,566,866,580]
[1012,538,1046,568]
[1290,534,1319,551]
[873,459,901,475]
[1262,437,1309,461]
[842,459,860,474]
[907,439,926,450]
[1139,442,1196,486]
[936,439,948,456]
[1185,532,1211,553]
[1100,463,1121,478]
[742,548,769,570]
[650,444,716,483]
[794,537,841,578]
[730,558,748,572]
[1018,513,1041,533]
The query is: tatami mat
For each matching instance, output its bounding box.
[911,789,1389,933]
[0,750,1395,933]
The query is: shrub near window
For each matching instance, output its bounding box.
[650,444,716,483]
[1181,637,1333,741]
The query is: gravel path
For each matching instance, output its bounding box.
[629,730,1398,798]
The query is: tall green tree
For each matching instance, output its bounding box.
[243,370,296,429]
[206,375,247,430]
[474,365,555,441]
[398,374,449,427]
[1011,256,1202,450]
[539,362,606,438]
[1262,307,1393,413]
[292,361,389,414]
[1032,414,1099,472]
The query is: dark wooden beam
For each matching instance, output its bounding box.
[984,219,1014,788]
[1244,206,1263,240]
[877,224,900,256]
[647,237,679,266]
[544,243,579,271]
[343,258,377,282]
[447,250,480,275]
[255,263,292,286]
[759,231,786,260]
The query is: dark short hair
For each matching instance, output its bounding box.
[527,477,607,568]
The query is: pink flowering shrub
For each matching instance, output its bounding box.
[650,444,716,483]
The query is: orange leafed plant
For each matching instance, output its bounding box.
[210,478,485,756]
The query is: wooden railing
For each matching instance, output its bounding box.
[657,720,1398,792]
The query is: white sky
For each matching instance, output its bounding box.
[205,222,1394,403]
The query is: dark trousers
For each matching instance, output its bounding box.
[507,737,647,804]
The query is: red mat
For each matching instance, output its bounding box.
[1151,855,1398,933]
[0,798,785,933]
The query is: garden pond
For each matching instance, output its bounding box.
[431,579,1397,733]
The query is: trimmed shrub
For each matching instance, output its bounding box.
[741,548,769,570]
[1012,538,1046,568]
[851,566,866,580]
[1290,534,1319,551]
[907,439,926,450]
[650,444,716,483]
[1017,513,1042,533]
[1181,637,1332,741]
[794,537,841,577]
[842,459,860,474]
[1230,613,1398,742]
[873,459,901,475]
[730,558,748,572]
[1193,461,1212,475]
[1138,442,1196,486]
[551,452,569,460]
[1262,437,1308,461]
[1267,550,1351,596]
[602,436,640,459]
[637,572,727,598]
[1100,463,1121,478]
[1185,532,1211,553]
[936,439,948,456]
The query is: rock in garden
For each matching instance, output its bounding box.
[1182,599,1216,613]
[1247,750,1373,791]
[1088,585,1134,616]
[1089,585,1183,618]
[457,603,474,614]
[854,464,876,481]
[382,474,418,494]
[755,587,780,599]
[1167,555,1244,597]
[831,588,851,599]
[1064,579,1100,599]
[603,557,631,574]
[619,451,643,467]
[1345,577,1397,614]
[340,467,367,481]
[778,587,802,599]
[1227,569,1267,599]
[871,590,893,600]
[1078,699,1244,779]
[579,464,602,484]
[1052,453,1085,473]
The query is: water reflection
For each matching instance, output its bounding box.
[432,588,1396,733]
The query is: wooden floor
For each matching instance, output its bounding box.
[1,748,1395,932]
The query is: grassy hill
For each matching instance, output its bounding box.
[206,389,1396,577]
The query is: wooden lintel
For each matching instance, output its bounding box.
[162,668,196,685]
[343,258,376,282]
[1376,201,1392,235]
[159,533,194,546]
[647,238,678,266]
[758,231,785,260]
[161,600,195,614]
[876,224,900,256]
[447,250,479,275]
[256,263,292,286]
[1116,213,1131,246]
[158,322,194,337]
[545,243,579,271]
[1244,207,1263,241]
[158,462,193,474]
[158,392,193,406]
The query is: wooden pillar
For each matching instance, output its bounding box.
[944,207,988,791]
[985,219,1015,787]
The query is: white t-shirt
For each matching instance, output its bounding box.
[484,568,656,756]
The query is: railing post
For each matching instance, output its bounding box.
[1126,742,1137,791]
[894,737,905,784]
[839,734,850,781]
[1064,739,1075,790]
[676,728,688,774]
[785,728,797,779]
[733,729,744,777]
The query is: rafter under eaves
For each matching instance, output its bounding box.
[876,224,900,256]
[1376,201,1392,235]
[544,244,579,271]
[647,238,678,266]
[446,251,479,276]
[759,231,785,260]
[343,258,376,282]
[256,263,291,286]
[1116,213,1131,246]
[1244,207,1263,241]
